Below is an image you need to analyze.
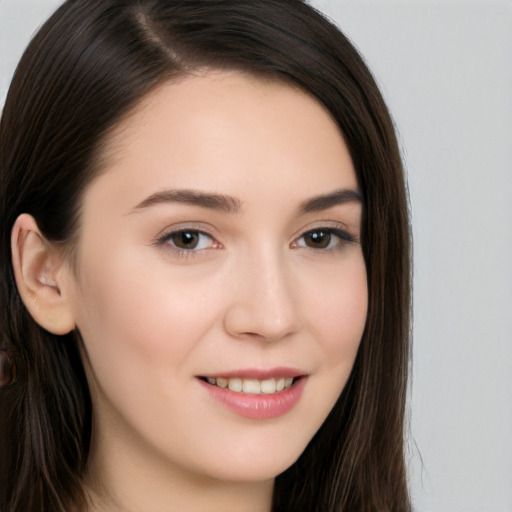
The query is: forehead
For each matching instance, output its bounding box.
[87,71,357,210]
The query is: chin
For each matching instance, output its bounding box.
[201,446,302,484]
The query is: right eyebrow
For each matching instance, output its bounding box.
[130,189,243,214]
[298,188,363,214]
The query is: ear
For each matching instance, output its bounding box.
[11,214,76,335]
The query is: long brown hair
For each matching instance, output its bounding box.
[0,1,411,510]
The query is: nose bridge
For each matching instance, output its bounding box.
[224,243,301,341]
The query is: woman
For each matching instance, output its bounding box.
[0,1,411,511]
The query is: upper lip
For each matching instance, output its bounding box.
[197,367,307,380]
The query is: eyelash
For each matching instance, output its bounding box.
[155,226,357,258]
[291,227,357,251]
[155,229,221,259]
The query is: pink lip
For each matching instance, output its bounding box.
[198,375,307,420]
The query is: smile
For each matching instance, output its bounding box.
[198,374,307,419]
[202,376,296,394]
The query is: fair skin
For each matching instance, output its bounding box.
[12,72,367,512]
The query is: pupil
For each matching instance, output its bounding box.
[174,231,199,249]
[307,230,330,248]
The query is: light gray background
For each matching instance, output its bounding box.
[1,1,511,510]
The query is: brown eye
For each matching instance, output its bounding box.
[157,229,219,254]
[303,230,332,249]
[170,230,201,249]
[293,227,355,251]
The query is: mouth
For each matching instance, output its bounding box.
[197,371,307,419]
[199,376,301,395]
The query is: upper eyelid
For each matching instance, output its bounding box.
[154,222,220,240]
[293,227,357,247]
[292,220,358,240]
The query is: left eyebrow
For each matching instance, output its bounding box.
[131,189,243,214]
[299,189,363,214]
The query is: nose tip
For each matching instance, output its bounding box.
[223,260,301,342]
[224,298,298,342]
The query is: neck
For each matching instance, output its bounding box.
[85,478,273,512]
[84,429,274,512]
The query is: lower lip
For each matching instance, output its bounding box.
[199,377,307,419]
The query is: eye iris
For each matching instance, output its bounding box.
[172,231,199,249]
[306,230,331,248]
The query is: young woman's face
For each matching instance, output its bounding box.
[67,72,367,497]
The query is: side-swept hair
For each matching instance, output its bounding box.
[0,1,411,510]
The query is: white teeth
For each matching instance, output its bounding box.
[260,378,276,394]
[205,376,296,394]
[243,379,261,394]
[228,378,243,392]
[216,377,228,388]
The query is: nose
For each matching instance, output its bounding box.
[223,250,302,342]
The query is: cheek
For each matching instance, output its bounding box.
[300,255,367,407]
[72,247,225,406]
[305,255,368,357]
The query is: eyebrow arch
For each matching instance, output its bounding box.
[132,189,243,214]
[299,189,363,214]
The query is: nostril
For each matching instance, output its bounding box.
[223,297,301,342]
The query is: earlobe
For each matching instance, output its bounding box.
[11,214,76,335]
